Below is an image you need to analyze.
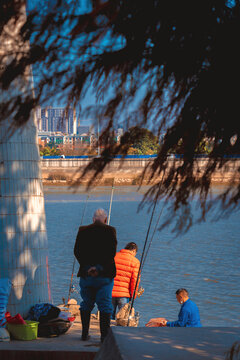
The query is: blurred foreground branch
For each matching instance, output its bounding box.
[1,0,240,232]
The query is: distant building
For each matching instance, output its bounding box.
[38,132,92,147]
[117,127,124,137]
[38,131,52,147]
[41,108,48,132]
[63,134,91,145]
[35,106,42,130]
[38,132,63,146]
[36,106,41,119]
[77,125,90,135]
[36,106,77,134]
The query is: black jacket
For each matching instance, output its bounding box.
[74,220,117,279]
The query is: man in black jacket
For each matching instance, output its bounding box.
[74,208,117,342]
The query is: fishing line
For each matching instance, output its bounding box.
[96,179,115,320]
[66,193,90,304]
[139,168,166,272]
[67,181,115,306]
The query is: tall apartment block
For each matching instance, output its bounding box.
[36,106,77,134]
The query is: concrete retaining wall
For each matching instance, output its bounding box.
[41,158,151,169]
[41,158,240,185]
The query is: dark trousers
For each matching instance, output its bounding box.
[112,297,129,319]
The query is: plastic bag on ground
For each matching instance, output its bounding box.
[5,312,26,324]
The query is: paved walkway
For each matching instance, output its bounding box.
[96,326,240,360]
[0,315,105,360]
[1,316,240,360]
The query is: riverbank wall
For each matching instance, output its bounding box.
[41,158,240,186]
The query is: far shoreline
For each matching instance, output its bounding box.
[41,157,240,187]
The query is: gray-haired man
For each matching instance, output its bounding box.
[74,208,117,342]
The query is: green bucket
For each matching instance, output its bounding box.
[7,320,39,341]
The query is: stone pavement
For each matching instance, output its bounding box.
[1,314,240,360]
[96,326,240,360]
[0,315,104,360]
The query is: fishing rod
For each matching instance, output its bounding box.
[141,200,165,269]
[141,169,166,270]
[95,179,114,320]
[127,196,158,326]
[66,193,90,304]
[127,170,166,326]
[67,181,115,306]
[107,179,115,225]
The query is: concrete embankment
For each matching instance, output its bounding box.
[41,158,240,186]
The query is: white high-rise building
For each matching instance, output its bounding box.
[73,107,77,134]
[39,107,75,134]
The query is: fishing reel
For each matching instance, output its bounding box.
[137,286,144,297]
[70,285,79,294]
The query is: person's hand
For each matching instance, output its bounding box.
[87,267,98,277]
[145,317,167,327]
[160,319,167,326]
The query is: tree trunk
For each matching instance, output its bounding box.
[0,2,51,317]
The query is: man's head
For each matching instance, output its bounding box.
[175,288,189,304]
[125,242,138,256]
[93,208,108,224]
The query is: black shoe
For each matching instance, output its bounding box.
[100,312,111,343]
[80,310,91,341]
[81,334,90,341]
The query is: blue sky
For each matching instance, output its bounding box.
[26,0,136,130]
[27,0,95,125]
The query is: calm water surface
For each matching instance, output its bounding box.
[44,185,240,327]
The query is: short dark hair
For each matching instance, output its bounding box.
[125,242,138,252]
[176,288,189,296]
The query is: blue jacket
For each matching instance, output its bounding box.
[167,299,202,327]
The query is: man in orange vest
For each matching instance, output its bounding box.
[112,242,140,319]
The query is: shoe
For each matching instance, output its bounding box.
[82,334,90,341]
[80,310,91,341]
[99,312,111,343]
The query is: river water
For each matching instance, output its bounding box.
[44,185,240,327]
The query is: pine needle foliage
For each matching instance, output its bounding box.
[1,0,240,231]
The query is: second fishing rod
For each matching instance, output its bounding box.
[127,171,166,326]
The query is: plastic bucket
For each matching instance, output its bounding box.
[7,320,39,340]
